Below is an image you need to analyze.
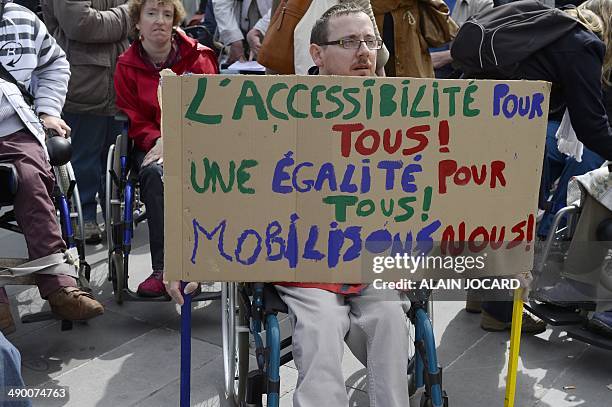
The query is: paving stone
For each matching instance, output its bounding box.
[36,328,220,407]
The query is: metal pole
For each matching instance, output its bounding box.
[504,289,524,407]
[180,281,192,407]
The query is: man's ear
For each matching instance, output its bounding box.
[309,43,324,67]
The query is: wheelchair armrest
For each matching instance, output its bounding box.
[115,112,129,123]
[114,133,133,160]
[263,284,288,314]
[0,163,18,205]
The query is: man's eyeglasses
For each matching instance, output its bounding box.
[318,38,383,50]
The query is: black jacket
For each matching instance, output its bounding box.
[512,26,612,159]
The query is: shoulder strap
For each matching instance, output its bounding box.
[0,62,35,105]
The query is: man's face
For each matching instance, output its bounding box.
[310,12,377,76]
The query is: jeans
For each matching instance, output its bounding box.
[0,332,32,406]
[538,121,605,237]
[134,150,164,271]
[64,112,121,222]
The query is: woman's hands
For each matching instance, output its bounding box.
[142,137,163,167]
[163,274,199,306]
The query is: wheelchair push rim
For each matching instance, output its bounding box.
[105,144,115,252]
[221,282,249,404]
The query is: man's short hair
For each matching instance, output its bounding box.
[310,2,370,45]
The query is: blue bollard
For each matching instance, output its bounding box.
[180,281,193,407]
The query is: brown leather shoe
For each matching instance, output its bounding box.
[47,287,104,321]
[0,303,16,335]
[481,310,547,335]
[465,289,482,314]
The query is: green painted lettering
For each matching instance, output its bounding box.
[410,85,430,118]
[237,159,258,194]
[442,86,460,117]
[463,83,480,117]
[342,88,360,120]
[310,85,326,119]
[266,83,289,120]
[287,84,308,118]
[322,195,358,223]
[379,84,397,117]
[232,80,268,120]
[191,158,235,193]
[185,78,223,124]
[325,85,344,119]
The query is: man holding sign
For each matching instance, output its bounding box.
[272,4,412,406]
[166,3,412,406]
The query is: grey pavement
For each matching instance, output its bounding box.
[2,220,612,407]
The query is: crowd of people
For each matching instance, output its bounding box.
[2,0,612,405]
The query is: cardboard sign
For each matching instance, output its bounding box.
[161,74,550,282]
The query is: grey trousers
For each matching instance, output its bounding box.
[275,285,411,407]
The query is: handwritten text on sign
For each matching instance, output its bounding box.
[161,75,549,282]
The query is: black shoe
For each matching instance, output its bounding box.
[84,221,102,245]
[533,279,596,308]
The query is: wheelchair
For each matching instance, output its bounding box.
[221,282,448,407]
[527,166,612,350]
[0,132,90,330]
[182,25,221,57]
[105,116,221,305]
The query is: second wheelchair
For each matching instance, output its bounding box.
[105,121,220,305]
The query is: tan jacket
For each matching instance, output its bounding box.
[373,0,434,78]
[42,0,130,115]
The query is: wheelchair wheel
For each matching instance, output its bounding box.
[54,163,89,287]
[407,316,418,397]
[56,164,71,195]
[222,282,249,405]
[105,144,115,251]
[110,252,125,305]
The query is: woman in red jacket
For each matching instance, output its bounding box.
[114,0,218,297]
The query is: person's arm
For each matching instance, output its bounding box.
[475,0,494,15]
[52,0,130,43]
[212,0,244,45]
[431,50,453,68]
[113,63,160,153]
[31,14,70,120]
[253,8,270,35]
[247,8,270,58]
[203,0,217,34]
[561,39,612,160]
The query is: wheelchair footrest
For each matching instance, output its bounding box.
[524,301,585,326]
[567,327,612,350]
[20,312,73,331]
[420,390,449,407]
[245,370,265,406]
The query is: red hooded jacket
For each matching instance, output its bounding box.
[114,30,219,153]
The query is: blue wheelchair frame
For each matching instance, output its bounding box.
[106,118,221,305]
[202,283,448,407]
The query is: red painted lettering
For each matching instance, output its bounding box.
[490,160,506,189]
[403,125,430,155]
[355,129,380,156]
[332,123,365,157]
